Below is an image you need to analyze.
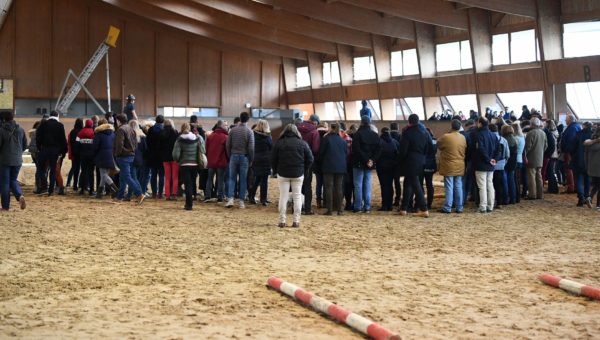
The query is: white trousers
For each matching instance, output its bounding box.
[475,171,495,210]
[278,175,304,224]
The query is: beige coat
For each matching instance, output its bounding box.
[437,130,467,176]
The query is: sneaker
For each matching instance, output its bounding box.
[136,194,145,205]
[478,208,487,213]
[398,210,408,216]
[19,196,26,210]
[585,197,593,209]
[239,201,245,209]
[278,222,286,228]
[414,210,429,218]
[437,209,451,214]
[486,208,493,213]
[225,198,234,208]
[291,222,300,228]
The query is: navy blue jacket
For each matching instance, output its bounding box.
[543,128,556,158]
[561,122,582,155]
[146,123,164,167]
[93,124,115,169]
[317,133,348,174]
[473,126,500,172]
[351,125,381,169]
[159,126,179,162]
[252,131,273,176]
[398,124,433,176]
[377,134,400,171]
[572,127,593,172]
[133,136,147,168]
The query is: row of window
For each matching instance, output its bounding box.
[296,22,600,87]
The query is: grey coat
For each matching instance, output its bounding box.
[0,121,27,167]
[585,142,600,177]
[525,128,547,168]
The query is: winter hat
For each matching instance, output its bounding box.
[309,114,320,124]
[85,119,93,128]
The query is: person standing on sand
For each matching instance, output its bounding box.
[271,124,313,228]
[173,122,206,210]
[0,110,28,211]
[437,119,467,214]
[317,123,348,215]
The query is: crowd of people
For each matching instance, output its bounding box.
[1,100,599,228]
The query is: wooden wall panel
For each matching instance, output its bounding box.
[0,5,15,78]
[261,62,281,108]
[312,86,344,103]
[287,89,313,105]
[156,33,188,107]
[189,45,221,107]
[87,5,123,100]
[422,74,476,96]
[344,83,379,101]
[53,0,87,100]
[546,56,600,84]
[379,79,422,99]
[221,52,261,116]
[15,0,52,98]
[477,68,543,94]
[122,21,155,116]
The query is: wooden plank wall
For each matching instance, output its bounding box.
[0,0,285,116]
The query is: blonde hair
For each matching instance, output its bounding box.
[165,119,174,128]
[129,120,145,142]
[279,123,301,139]
[180,122,191,134]
[254,119,271,134]
[317,121,329,129]
[512,121,524,137]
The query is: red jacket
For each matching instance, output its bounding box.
[206,128,229,168]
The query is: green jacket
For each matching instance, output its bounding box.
[172,132,206,166]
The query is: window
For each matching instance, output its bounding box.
[322,61,340,85]
[296,66,310,88]
[353,56,376,81]
[510,29,538,63]
[391,51,403,77]
[436,40,472,72]
[403,49,419,75]
[394,98,413,120]
[567,81,600,119]
[161,107,219,118]
[323,101,345,120]
[446,94,478,115]
[564,22,600,58]
[497,91,543,116]
[404,97,425,119]
[492,34,510,65]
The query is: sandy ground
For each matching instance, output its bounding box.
[1,165,600,339]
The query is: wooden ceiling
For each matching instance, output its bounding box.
[97,0,542,60]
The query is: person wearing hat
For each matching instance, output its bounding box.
[296,114,321,214]
[124,94,138,122]
[351,115,381,213]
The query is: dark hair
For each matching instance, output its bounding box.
[240,111,249,123]
[33,121,41,129]
[116,113,128,124]
[478,117,489,127]
[390,122,399,130]
[234,117,241,124]
[408,114,419,125]
[0,110,14,122]
[489,123,498,132]
[339,122,347,131]
[190,115,198,123]
[451,119,461,131]
[381,127,390,134]
[330,123,340,134]
[50,110,59,117]
[74,118,84,129]
[155,115,165,124]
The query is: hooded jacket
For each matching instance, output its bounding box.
[146,123,164,167]
[376,133,399,171]
[296,121,320,156]
[585,141,600,178]
[93,124,115,168]
[172,132,205,166]
[206,128,229,169]
[271,131,313,178]
[159,125,179,162]
[0,121,27,167]
[68,127,82,160]
[76,120,95,160]
[561,122,582,156]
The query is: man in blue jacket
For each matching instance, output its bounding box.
[474,117,500,213]
[561,114,581,193]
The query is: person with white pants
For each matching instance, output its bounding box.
[271,124,314,228]
[472,117,499,213]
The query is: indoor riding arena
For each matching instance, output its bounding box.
[1,0,599,339]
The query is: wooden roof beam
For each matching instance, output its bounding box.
[100,0,308,60]
[252,0,415,40]
[450,0,536,18]
[337,0,468,30]
[141,0,338,55]
[190,0,372,49]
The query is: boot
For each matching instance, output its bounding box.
[109,183,119,194]
[95,190,103,199]
[58,187,66,196]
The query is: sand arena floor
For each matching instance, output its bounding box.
[1,170,600,339]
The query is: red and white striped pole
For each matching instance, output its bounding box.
[539,273,600,300]
[267,276,401,340]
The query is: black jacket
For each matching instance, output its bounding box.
[543,128,556,159]
[376,134,399,171]
[317,133,348,174]
[351,125,381,169]
[159,126,179,162]
[0,121,27,167]
[398,124,433,176]
[146,123,164,167]
[36,118,67,155]
[271,131,313,178]
[252,131,273,176]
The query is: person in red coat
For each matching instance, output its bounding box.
[204,120,229,202]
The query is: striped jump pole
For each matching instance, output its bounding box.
[539,273,600,300]
[267,276,401,340]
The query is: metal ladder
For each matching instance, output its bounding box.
[55,42,110,115]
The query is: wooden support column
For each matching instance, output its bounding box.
[414,22,440,119]
[337,44,354,120]
[467,8,496,114]
[306,51,324,117]
[536,0,565,120]
[371,34,394,120]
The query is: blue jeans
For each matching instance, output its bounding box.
[506,170,516,204]
[442,176,463,212]
[150,165,165,196]
[116,156,142,197]
[139,165,150,195]
[576,170,591,199]
[206,168,226,200]
[125,166,143,199]
[353,168,372,211]
[227,154,249,200]
[0,166,23,210]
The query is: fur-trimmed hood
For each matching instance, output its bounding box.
[95,123,114,134]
